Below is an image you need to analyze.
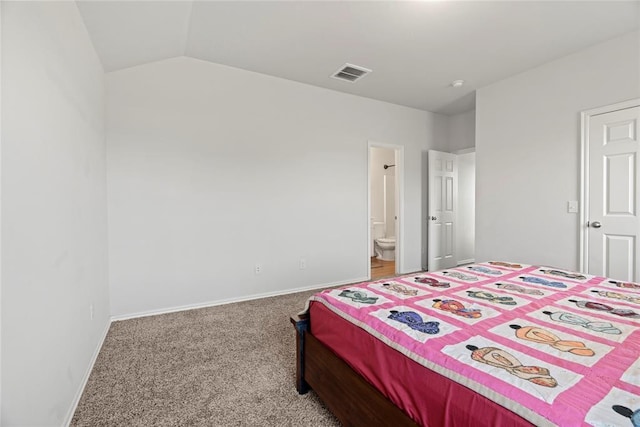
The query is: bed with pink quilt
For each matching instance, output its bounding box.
[294,262,640,427]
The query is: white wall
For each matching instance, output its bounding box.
[384,175,396,239]
[106,57,446,317]
[0,3,4,423]
[447,109,476,152]
[1,2,109,425]
[476,31,640,270]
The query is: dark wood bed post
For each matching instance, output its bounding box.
[290,314,310,394]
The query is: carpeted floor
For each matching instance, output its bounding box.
[71,289,340,426]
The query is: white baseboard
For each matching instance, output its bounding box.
[63,319,111,427]
[457,258,475,266]
[110,276,370,322]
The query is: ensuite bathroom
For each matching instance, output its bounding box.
[370,146,397,279]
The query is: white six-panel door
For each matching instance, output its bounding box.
[586,104,640,282]
[428,150,457,271]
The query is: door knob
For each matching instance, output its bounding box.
[589,221,602,228]
[430,216,437,220]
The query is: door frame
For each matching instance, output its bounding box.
[367,141,404,277]
[579,97,640,273]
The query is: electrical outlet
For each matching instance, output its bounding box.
[255,264,262,275]
[299,258,307,269]
[89,303,94,320]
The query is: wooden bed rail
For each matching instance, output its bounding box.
[290,313,418,426]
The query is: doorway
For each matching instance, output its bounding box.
[368,143,403,280]
[581,99,640,281]
[456,149,476,266]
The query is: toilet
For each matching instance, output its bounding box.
[372,222,395,261]
[374,237,396,261]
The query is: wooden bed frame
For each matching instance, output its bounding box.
[291,313,418,426]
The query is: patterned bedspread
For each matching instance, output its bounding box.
[309,262,640,427]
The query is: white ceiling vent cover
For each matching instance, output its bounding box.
[331,63,372,83]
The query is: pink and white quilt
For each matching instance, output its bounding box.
[309,262,640,427]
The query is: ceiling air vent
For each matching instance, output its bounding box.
[331,63,372,83]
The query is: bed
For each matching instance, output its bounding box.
[291,262,640,426]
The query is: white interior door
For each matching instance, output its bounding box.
[586,104,640,281]
[428,150,457,271]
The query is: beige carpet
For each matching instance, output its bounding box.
[71,290,340,426]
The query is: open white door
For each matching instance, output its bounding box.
[428,150,457,271]
[584,102,640,281]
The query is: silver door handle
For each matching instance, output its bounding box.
[589,221,602,228]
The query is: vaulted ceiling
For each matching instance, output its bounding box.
[77,1,640,115]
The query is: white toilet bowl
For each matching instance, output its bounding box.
[374,237,396,261]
